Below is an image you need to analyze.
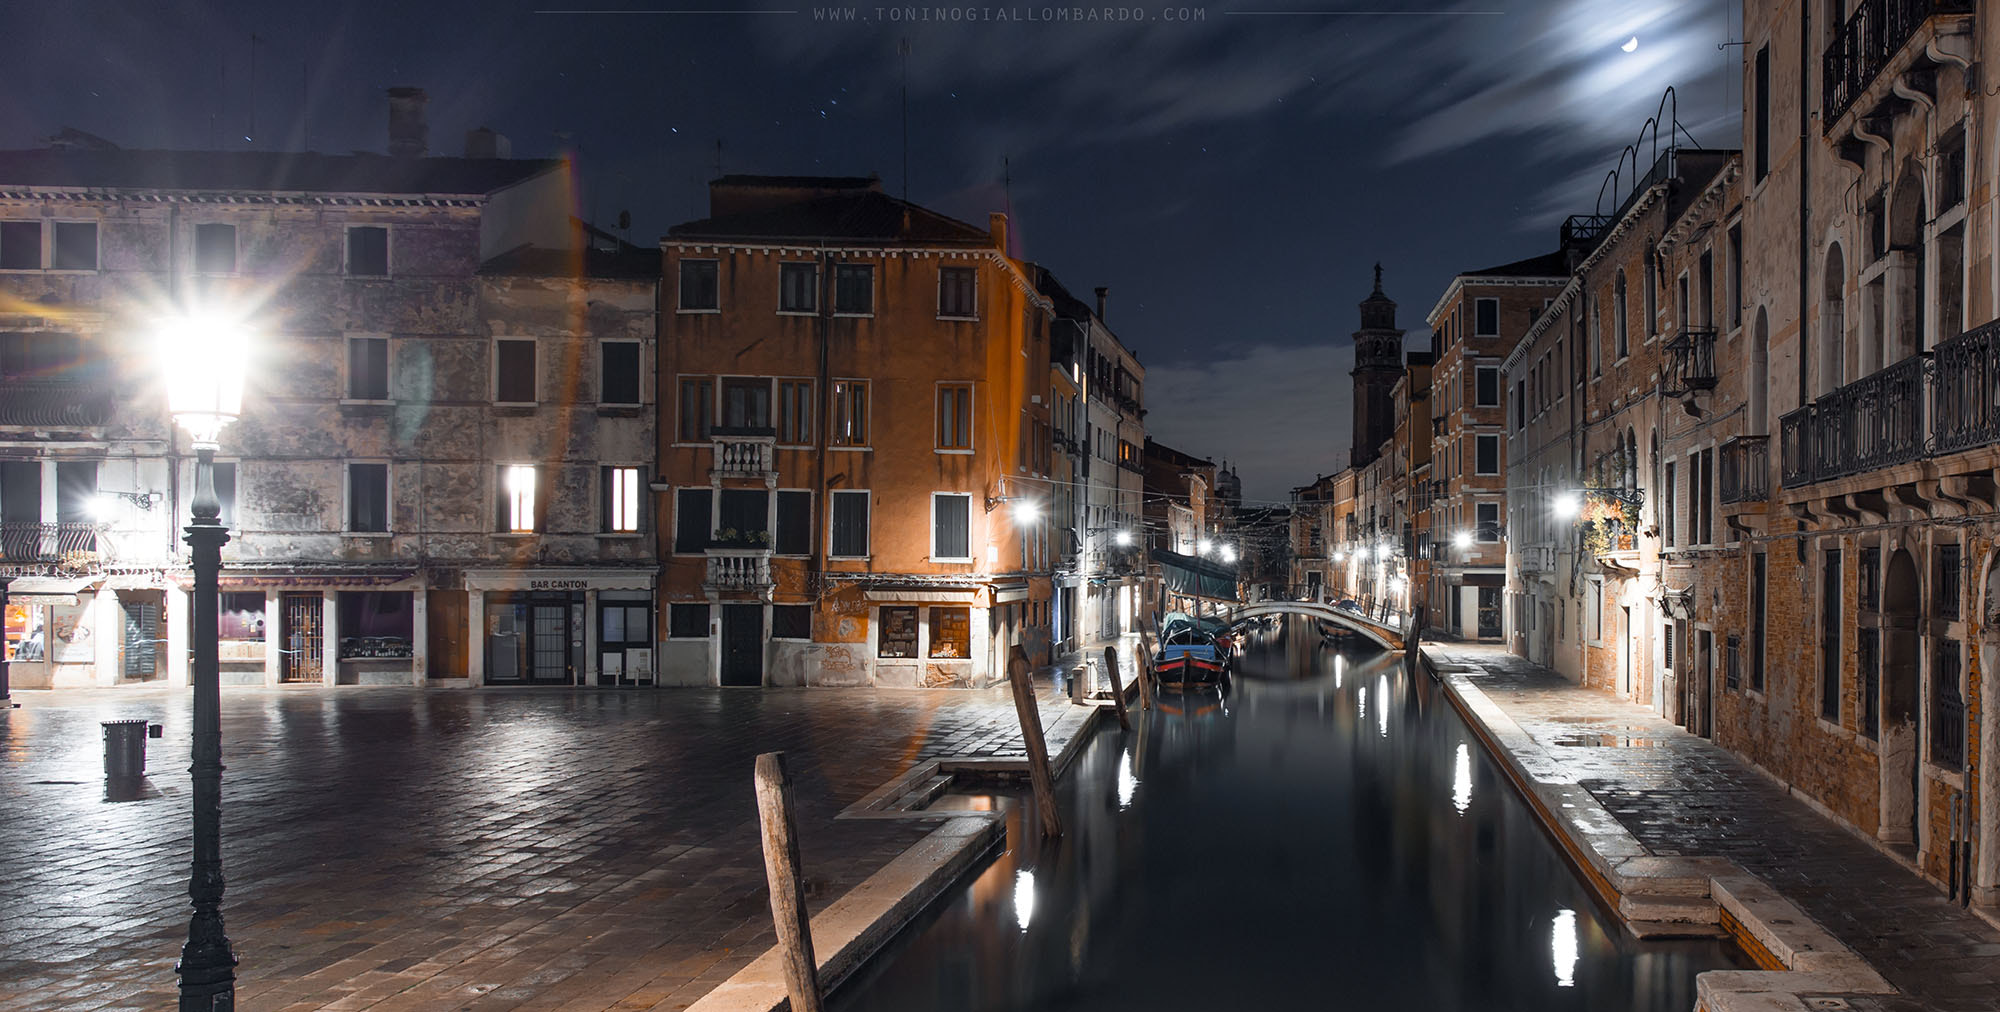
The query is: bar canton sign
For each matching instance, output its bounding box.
[463,569,654,592]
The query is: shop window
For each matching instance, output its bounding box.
[829,490,869,558]
[929,606,970,658]
[0,221,41,270]
[834,263,874,315]
[218,592,265,642]
[598,601,653,685]
[601,341,641,406]
[337,591,413,659]
[878,605,918,658]
[674,488,712,553]
[194,223,236,274]
[679,259,719,310]
[52,222,96,271]
[772,605,811,640]
[602,466,642,533]
[346,226,389,276]
[668,603,710,639]
[779,262,817,313]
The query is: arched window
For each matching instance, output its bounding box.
[1887,167,1926,362]
[1625,427,1638,491]
[1752,307,1771,432]
[1614,270,1630,359]
[1821,244,1846,395]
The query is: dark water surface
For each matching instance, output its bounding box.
[832,618,1745,1011]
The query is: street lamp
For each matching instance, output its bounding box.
[1220,544,1238,564]
[1112,529,1134,547]
[159,310,249,1012]
[1452,529,1474,550]
[1552,491,1581,519]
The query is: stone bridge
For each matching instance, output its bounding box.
[1217,600,1406,651]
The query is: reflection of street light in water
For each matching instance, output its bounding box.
[1452,743,1473,814]
[1552,909,1579,987]
[1376,674,1389,737]
[1014,870,1037,932]
[1117,750,1138,810]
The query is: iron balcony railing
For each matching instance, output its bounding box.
[1933,689,1967,771]
[1930,319,2000,454]
[1666,326,1719,395]
[1823,0,1974,125]
[0,521,99,562]
[0,381,116,427]
[1719,435,1770,504]
[1778,352,1928,488]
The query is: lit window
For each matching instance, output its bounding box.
[831,380,869,446]
[501,465,537,533]
[604,466,641,533]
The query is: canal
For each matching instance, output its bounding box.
[832,617,1744,1011]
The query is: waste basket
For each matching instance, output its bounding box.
[102,719,157,779]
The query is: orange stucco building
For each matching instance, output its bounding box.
[656,176,1054,687]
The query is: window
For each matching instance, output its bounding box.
[337,591,414,659]
[721,377,772,430]
[194,223,236,274]
[212,461,238,529]
[1697,448,1714,545]
[679,259,719,310]
[1476,502,1500,542]
[834,263,874,314]
[1587,580,1603,642]
[498,464,539,533]
[937,383,972,450]
[939,266,977,318]
[778,380,812,444]
[1728,225,1744,329]
[1754,45,1770,182]
[829,490,870,558]
[1725,634,1741,691]
[347,462,389,533]
[1663,461,1677,547]
[1613,271,1629,359]
[0,221,40,270]
[879,606,918,658]
[348,336,390,401]
[1474,298,1498,337]
[669,603,710,639]
[602,466,642,533]
[779,262,817,313]
[1938,544,1961,620]
[717,489,770,544]
[1475,434,1500,475]
[932,493,972,561]
[772,605,811,640]
[1821,548,1841,722]
[674,488,712,553]
[1644,250,1658,338]
[776,490,811,556]
[830,379,869,446]
[346,226,389,276]
[1940,130,1967,210]
[1932,641,1965,769]
[1475,366,1500,407]
[679,377,714,441]
[929,606,971,658]
[51,222,96,271]
[1860,547,1880,610]
[601,341,641,406]
[1699,250,1714,327]
[495,339,536,404]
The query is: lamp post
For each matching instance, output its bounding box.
[159,311,249,1012]
[0,574,13,708]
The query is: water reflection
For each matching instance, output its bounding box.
[833,618,1743,1012]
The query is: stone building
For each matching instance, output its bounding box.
[655,175,1054,687]
[0,106,661,689]
[1423,253,1566,641]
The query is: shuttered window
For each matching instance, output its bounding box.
[776,490,811,556]
[674,489,712,554]
[932,493,971,561]
[830,491,869,558]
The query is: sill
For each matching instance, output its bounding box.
[829,445,872,452]
[1925,765,1967,791]
[345,272,391,279]
[491,403,538,414]
[1816,716,1850,740]
[493,532,540,539]
[930,558,973,564]
[343,531,393,538]
[937,314,979,322]
[826,556,871,562]
[776,310,817,317]
[677,307,721,315]
[772,637,812,643]
[667,635,707,641]
[833,312,874,319]
[339,398,395,412]
[43,268,99,275]
[597,403,644,415]
[596,532,643,539]
[776,443,813,451]
[936,448,974,455]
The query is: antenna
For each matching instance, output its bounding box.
[301,47,310,151]
[715,139,723,179]
[899,37,911,201]
[249,33,261,146]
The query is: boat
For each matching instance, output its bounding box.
[1152,611,1227,690]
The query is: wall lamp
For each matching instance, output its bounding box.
[94,490,164,517]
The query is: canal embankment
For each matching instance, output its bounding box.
[1422,642,2000,1012]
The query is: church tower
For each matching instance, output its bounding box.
[1350,264,1406,468]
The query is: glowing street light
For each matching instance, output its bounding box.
[1011,499,1040,525]
[159,307,251,1012]
[1453,529,1474,550]
[1374,543,1390,560]
[1197,538,1213,556]
[1553,491,1581,519]
[1113,529,1134,547]
[1220,544,1238,563]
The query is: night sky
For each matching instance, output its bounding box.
[10,0,1739,503]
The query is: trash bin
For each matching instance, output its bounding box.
[102,719,152,779]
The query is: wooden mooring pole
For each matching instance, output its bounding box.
[753,751,824,1012]
[1102,645,1131,731]
[1007,651,1064,839]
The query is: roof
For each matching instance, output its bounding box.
[1460,249,1568,279]
[0,148,563,196]
[668,186,994,245]
[479,244,661,280]
[1144,438,1215,470]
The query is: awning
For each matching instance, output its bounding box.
[1151,549,1239,601]
[4,575,102,604]
[864,589,981,604]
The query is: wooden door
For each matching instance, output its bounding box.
[720,605,763,686]
[281,592,323,683]
[426,590,468,678]
[120,596,160,681]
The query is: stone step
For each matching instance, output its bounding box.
[1621,893,1719,925]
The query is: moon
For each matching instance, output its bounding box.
[1622,36,1640,52]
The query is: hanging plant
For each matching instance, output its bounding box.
[1576,487,1640,555]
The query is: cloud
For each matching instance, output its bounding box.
[1143,341,1357,507]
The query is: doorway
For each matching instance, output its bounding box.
[426,590,468,678]
[1477,586,1502,639]
[720,604,764,686]
[119,592,162,682]
[280,592,323,683]
[1880,548,1921,845]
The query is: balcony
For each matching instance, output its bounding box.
[1665,327,1718,396]
[704,547,773,597]
[1778,352,1929,488]
[1518,545,1556,575]
[0,521,100,571]
[1719,435,1770,505]
[0,381,116,428]
[1823,0,1974,127]
[710,426,776,484]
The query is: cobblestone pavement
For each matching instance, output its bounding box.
[0,678,1090,1012]
[1429,643,2000,1012]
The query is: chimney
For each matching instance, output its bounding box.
[463,127,511,159]
[387,87,429,158]
[1094,287,1108,320]
[988,212,1008,255]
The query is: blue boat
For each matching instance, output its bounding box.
[1152,611,1226,690]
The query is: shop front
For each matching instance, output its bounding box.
[2,575,104,689]
[196,570,423,685]
[464,569,655,688]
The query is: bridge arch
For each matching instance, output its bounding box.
[1218,601,1404,651]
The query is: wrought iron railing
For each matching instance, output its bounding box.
[0,381,116,427]
[0,521,98,562]
[1779,353,1928,488]
[1823,0,1974,125]
[1560,214,1613,251]
[1719,435,1770,504]
[1780,405,1814,488]
[1931,319,2000,454]
[1666,326,1718,395]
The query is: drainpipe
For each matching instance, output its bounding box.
[1798,0,1811,413]
[809,244,833,615]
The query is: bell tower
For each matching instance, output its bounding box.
[1351,264,1405,468]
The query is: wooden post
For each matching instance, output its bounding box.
[1102,645,1131,731]
[1405,603,1425,673]
[1136,632,1154,711]
[753,751,824,1012]
[1007,652,1064,839]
